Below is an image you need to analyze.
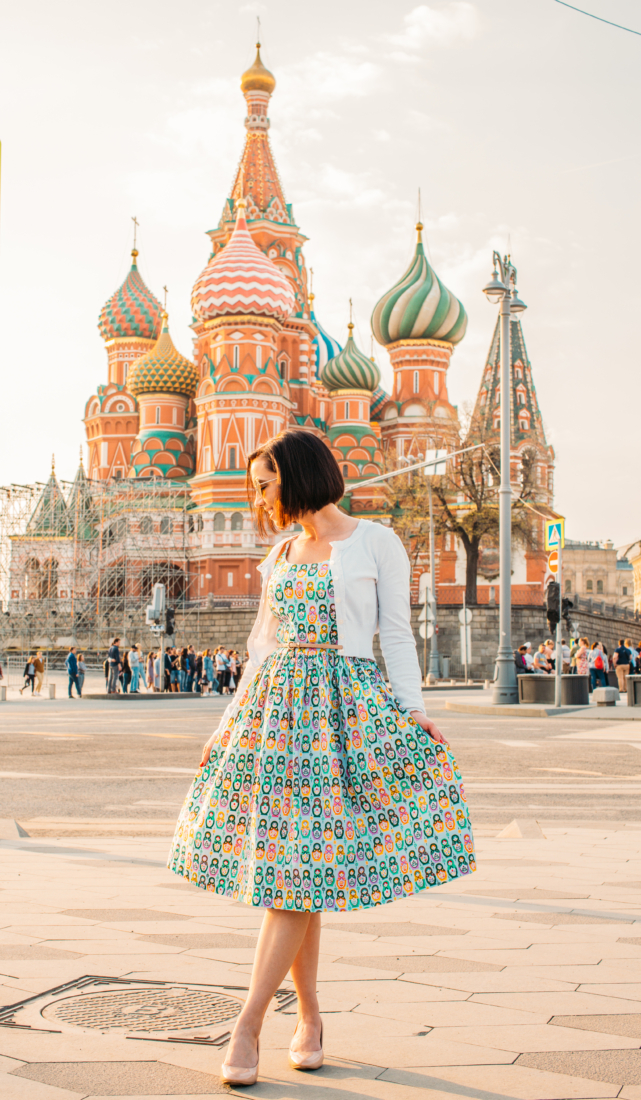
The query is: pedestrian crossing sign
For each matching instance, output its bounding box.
[545,517,565,551]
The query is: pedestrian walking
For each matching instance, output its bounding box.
[136,645,147,690]
[613,638,632,694]
[77,653,87,695]
[561,639,571,675]
[66,646,82,698]
[33,652,45,694]
[107,638,121,694]
[168,429,474,1088]
[20,656,36,695]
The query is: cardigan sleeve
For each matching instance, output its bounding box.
[374,527,426,714]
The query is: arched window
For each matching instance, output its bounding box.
[229,446,237,470]
[413,370,419,393]
[279,358,287,379]
[597,579,603,594]
[231,513,243,531]
[214,512,225,532]
[343,464,349,476]
[155,407,161,424]
[141,515,153,535]
[255,346,262,370]
[565,578,571,593]
[233,345,239,370]
[586,579,593,592]
[344,402,350,420]
[160,516,172,535]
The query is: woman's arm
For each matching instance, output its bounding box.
[374,528,426,714]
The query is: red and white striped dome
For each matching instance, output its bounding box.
[191,202,295,323]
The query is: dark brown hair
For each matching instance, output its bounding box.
[247,429,344,536]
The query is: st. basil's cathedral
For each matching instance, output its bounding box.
[80,44,554,604]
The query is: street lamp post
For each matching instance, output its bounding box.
[483,253,527,704]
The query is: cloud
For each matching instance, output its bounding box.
[387,3,478,51]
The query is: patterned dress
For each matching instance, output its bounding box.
[168,554,476,912]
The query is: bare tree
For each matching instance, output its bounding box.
[379,417,538,605]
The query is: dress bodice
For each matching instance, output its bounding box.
[268,556,339,647]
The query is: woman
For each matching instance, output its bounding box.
[179,647,189,693]
[147,651,156,692]
[168,430,475,1087]
[121,650,132,694]
[575,637,590,678]
[77,653,87,696]
[20,656,36,695]
[202,648,215,694]
[588,642,608,691]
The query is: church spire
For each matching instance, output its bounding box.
[472,313,548,448]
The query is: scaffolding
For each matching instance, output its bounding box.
[0,471,214,661]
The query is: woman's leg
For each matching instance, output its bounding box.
[289,911,322,1052]
[225,910,312,1068]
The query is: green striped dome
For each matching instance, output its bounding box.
[372,224,467,347]
[320,324,380,392]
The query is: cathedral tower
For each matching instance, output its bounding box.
[84,247,162,479]
[371,222,467,461]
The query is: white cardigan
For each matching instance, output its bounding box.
[213,518,426,733]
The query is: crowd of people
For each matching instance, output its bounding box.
[104,638,244,695]
[515,636,641,692]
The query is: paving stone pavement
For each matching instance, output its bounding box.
[2,824,641,1099]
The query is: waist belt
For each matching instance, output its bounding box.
[287,642,342,650]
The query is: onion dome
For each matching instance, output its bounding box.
[321,323,381,392]
[372,223,467,347]
[191,200,295,322]
[98,249,163,342]
[241,43,276,95]
[127,313,199,398]
[310,295,342,378]
[370,384,388,421]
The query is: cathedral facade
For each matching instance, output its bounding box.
[79,44,553,606]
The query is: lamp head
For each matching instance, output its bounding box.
[483,266,506,304]
[510,287,527,313]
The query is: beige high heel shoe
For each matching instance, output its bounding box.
[220,1038,259,1087]
[289,1021,324,1071]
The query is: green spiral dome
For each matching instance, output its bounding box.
[372,224,467,347]
[320,324,380,392]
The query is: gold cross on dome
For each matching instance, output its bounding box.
[131,216,139,248]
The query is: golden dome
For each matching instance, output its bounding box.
[241,43,276,95]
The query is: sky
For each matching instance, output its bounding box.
[0,0,639,544]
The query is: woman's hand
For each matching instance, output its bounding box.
[409,710,449,746]
[200,735,216,767]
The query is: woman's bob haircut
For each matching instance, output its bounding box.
[247,429,345,536]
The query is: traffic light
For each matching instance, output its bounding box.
[561,596,573,622]
[546,581,560,627]
[166,607,176,636]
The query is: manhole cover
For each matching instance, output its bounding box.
[43,987,242,1033]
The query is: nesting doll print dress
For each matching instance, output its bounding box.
[168,548,476,912]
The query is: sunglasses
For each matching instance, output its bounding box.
[253,476,278,498]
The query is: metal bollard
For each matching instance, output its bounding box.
[0,686,6,701]
[47,684,56,699]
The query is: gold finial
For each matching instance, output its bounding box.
[241,33,276,95]
[51,454,55,474]
[161,309,169,330]
[131,215,139,260]
[308,266,315,304]
[163,285,168,310]
[416,221,423,242]
[79,446,84,468]
[416,187,424,242]
[370,334,375,363]
[348,298,354,334]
